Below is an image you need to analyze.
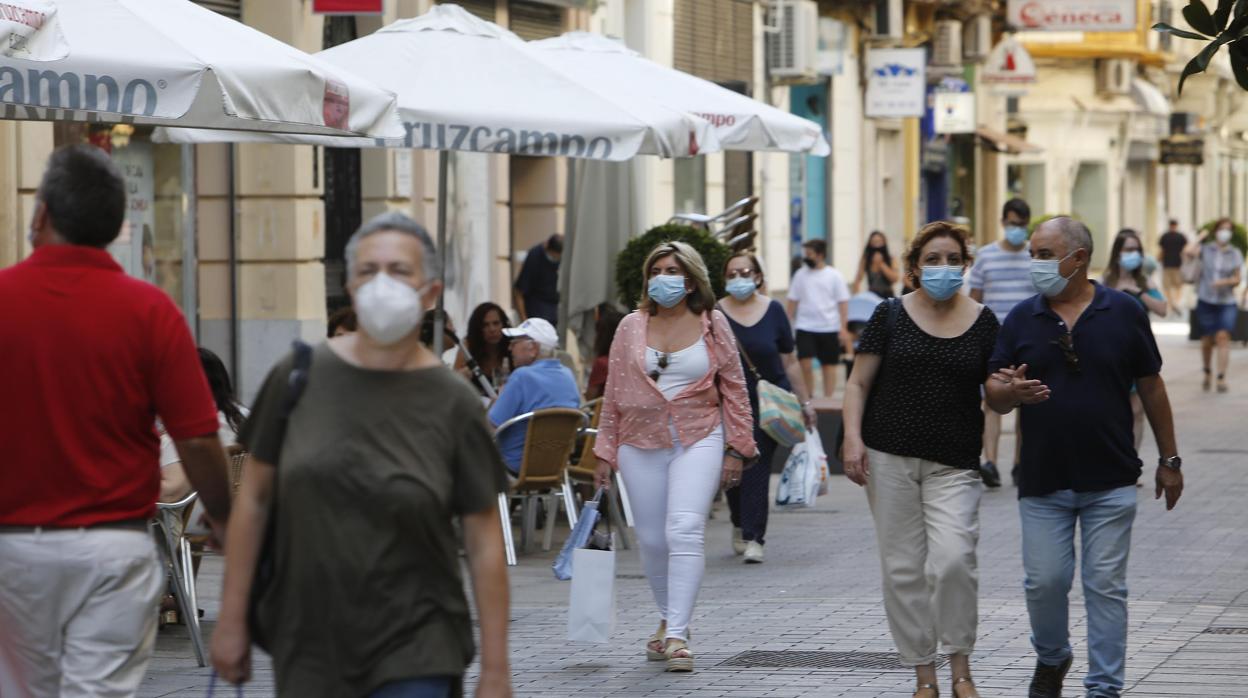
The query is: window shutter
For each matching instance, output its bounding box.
[448,0,498,21]
[673,0,754,87]
[196,0,241,19]
[509,0,564,41]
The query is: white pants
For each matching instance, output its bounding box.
[617,424,724,642]
[865,448,982,666]
[0,528,163,698]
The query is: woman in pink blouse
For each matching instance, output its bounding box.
[594,241,756,673]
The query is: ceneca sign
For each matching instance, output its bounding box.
[1007,0,1136,32]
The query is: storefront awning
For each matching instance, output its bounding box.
[1131,79,1172,118]
[976,126,1044,154]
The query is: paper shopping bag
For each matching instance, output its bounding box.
[567,547,615,643]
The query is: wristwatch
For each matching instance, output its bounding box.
[725,447,748,461]
[1159,456,1182,470]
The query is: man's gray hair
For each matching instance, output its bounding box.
[1041,216,1094,257]
[344,211,440,281]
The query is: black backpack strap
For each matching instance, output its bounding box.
[281,340,313,419]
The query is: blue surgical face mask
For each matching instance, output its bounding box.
[648,274,688,308]
[726,277,757,301]
[1004,225,1028,247]
[920,265,964,301]
[1030,250,1080,298]
[1119,250,1142,272]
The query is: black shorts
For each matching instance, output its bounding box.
[795,330,842,364]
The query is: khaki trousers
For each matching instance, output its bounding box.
[865,448,982,666]
[0,528,163,698]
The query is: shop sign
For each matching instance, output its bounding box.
[816,18,848,76]
[982,37,1037,84]
[934,92,976,134]
[108,141,156,282]
[1007,0,1136,32]
[1160,138,1204,165]
[312,0,383,14]
[866,48,926,119]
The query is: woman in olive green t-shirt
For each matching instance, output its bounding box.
[210,213,513,698]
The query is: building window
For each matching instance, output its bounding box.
[674,0,755,86]
[510,0,564,40]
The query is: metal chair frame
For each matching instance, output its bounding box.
[151,492,206,667]
[494,408,587,566]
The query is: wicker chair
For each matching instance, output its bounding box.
[494,407,586,566]
[226,444,247,497]
[564,399,632,548]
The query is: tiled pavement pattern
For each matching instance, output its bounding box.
[141,325,1248,697]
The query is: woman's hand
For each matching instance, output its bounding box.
[802,402,818,430]
[841,435,870,487]
[721,454,743,489]
[594,458,615,490]
[210,615,252,685]
[475,668,513,698]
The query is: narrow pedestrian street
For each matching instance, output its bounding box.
[142,324,1248,698]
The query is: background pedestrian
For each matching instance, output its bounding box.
[967,197,1034,488]
[585,304,625,401]
[210,212,512,697]
[593,240,756,673]
[1158,219,1188,315]
[986,216,1182,698]
[456,301,513,394]
[841,221,996,698]
[717,251,816,564]
[1184,218,1243,393]
[852,230,899,298]
[513,233,562,326]
[1104,229,1168,452]
[786,239,851,397]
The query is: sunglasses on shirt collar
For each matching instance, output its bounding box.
[648,350,670,383]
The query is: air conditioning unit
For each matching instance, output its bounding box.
[767,0,819,82]
[873,0,903,41]
[932,20,962,67]
[963,14,992,62]
[1096,58,1134,96]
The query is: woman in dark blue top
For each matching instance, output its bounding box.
[718,252,816,563]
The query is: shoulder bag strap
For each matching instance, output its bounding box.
[714,303,763,383]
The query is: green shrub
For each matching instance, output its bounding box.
[615,224,731,308]
[1027,213,1077,235]
[1197,220,1248,257]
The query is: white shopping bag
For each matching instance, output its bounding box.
[567,547,616,643]
[775,428,827,509]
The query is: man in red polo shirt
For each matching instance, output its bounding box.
[0,145,233,697]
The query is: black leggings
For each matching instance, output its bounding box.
[726,426,779,544]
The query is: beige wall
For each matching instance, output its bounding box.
[0,122,53,268]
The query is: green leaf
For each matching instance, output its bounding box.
[1153,21,1214,40]
[1230,40,1248,89]
[1184,0,1220,35]
[1215,0,1235,30]
[1178,35,1233,92]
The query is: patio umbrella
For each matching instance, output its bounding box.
[159,4,716,158]
[532,32,831,156]
[158,4,720,351]
[0,0,402,137]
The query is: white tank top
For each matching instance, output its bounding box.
[646,338,710,400]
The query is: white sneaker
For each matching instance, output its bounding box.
[743,541,765,564]
[731,527,746,555]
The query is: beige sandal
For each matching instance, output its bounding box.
[645,622,666,661]
[951,676,978,698]
[665,638,693,672]
[913,684,938,698]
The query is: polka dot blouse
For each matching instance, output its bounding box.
[856,302,1000,469]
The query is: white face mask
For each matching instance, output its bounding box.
[353,272,426,346]
[1216,228,1233,245]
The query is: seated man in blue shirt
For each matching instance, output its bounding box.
[488,317,581,475]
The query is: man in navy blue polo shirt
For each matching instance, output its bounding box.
[986,217,1182,698]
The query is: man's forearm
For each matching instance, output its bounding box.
[175,436,233,523]
[1138,377,1178,458]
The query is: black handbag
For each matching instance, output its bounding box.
[246,340,312,652]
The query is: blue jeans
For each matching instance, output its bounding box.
[1020,486,1137,698]
[368,677,453,698]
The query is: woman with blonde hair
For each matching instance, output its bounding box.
[594,240,756,673]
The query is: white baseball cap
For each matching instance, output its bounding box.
[503,317,559,349]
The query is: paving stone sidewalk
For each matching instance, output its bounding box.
[142,325,1248,697]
